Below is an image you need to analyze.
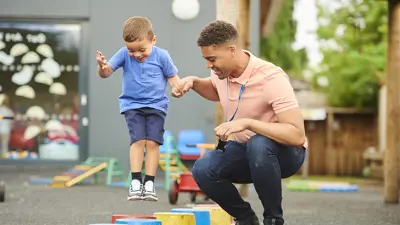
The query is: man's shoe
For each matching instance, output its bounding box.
[263,218,284,225]
[234,215,260,225]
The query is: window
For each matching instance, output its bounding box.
[0,22,81,160]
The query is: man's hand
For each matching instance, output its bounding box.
[214,119,250,141]
[172,77,194,98]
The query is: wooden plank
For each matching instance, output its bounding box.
[64,162,108,188]
[326,111,336,175]
[384,0,400,204]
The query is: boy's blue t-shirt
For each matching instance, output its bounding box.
[108,46,178,114]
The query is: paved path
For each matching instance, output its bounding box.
[0,168,399,225]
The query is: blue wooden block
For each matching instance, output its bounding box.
[319,185,359,192]
[171,208,211,225]
[116,218,162,225]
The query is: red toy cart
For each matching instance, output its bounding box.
[168,143,215,205]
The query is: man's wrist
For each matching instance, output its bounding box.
[189,76,199,88]
[243,118,254,130]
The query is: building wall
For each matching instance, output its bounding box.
[0,0,217,171]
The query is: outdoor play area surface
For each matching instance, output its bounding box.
[0,167,399,225]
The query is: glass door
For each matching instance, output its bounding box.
[0,21,83,161]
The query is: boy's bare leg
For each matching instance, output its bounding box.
[142,140,160,201]
[127,140,145,201]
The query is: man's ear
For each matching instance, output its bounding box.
[229,45,236,57]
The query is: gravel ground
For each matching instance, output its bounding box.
[0,167,399,225]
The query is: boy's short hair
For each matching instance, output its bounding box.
[197,20,239,47]
[123,16,154,42]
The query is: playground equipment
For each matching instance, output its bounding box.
[98,203,233,225]
[50,162,108,188]
[168,143,215,205]
[28,157,125,188]
[0,181,5,202]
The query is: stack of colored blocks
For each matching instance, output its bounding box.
[89,204,234,225]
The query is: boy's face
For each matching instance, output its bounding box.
[200,44,237,80]
[125,36,156,62]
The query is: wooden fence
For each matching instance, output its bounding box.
[303,108,378,176]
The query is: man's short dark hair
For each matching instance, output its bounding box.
[197,20,239,47]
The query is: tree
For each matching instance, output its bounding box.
[260,0,309,78]
[313,0,388,108]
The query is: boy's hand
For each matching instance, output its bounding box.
[96,50,108,70]
[171,83,183,98]
[172,77,193,98]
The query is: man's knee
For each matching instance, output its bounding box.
[247,135,278,157]
[192,156,209,182]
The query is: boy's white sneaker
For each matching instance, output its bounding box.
[142,181,158,201]
[127,179,142,201]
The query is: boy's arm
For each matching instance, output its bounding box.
[167,75,180,88]
[160,49,179,79]
[98,48,126,78]
[98,65,114,78]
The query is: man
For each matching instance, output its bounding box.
[172,20,307,225]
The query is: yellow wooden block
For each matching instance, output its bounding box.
[193,205,232,225]
[154,212,195,225]
[169,166,180,171]
[49,182,66,188]
[53,176,72,182]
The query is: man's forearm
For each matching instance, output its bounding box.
[191,76,220,101]
[246,119,306,147]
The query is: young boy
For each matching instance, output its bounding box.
[96,16,182,201]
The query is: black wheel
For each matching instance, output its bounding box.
[168,180,179,205]
[0,181,5,203]
[190,192,197,203]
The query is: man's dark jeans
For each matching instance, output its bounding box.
[192,135,306,221]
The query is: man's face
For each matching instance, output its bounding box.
[125,36,156,62]
[200,44,236,80]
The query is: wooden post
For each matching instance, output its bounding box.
[326,110,336,175]
[237,0,251,198]
[215,0,238,138]
[216,0,250,198]
[238,0,250,50]
[384,0,400,204]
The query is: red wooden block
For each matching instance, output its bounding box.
[111,214,156,224]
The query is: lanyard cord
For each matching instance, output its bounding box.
[225,78,246,122]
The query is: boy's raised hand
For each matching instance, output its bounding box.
[96,50,108,70]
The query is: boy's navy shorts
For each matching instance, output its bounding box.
[123,107,166,145]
